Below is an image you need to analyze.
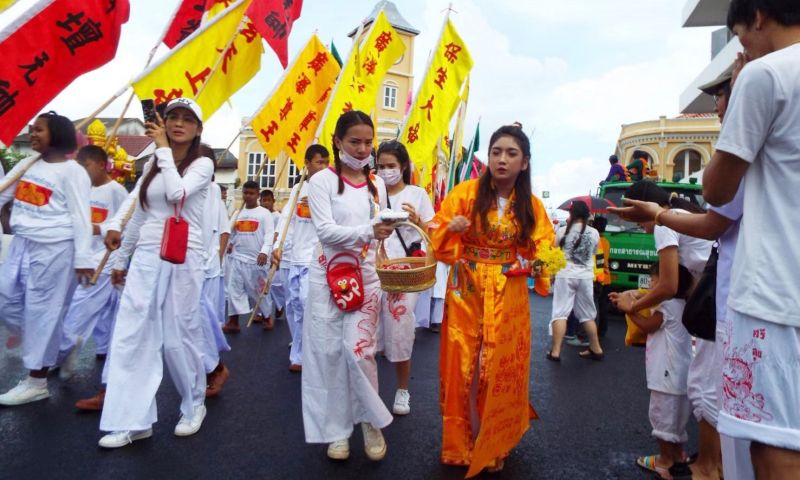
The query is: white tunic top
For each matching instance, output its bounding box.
[0,157,93,268]
[384,184,435,259]
[202,182,230,278]
[646,299,692,395]
[90,180,128,272]
[228,205,274,264]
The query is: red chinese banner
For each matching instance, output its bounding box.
[162,0,233,48]
[0,0,130,146]
[246,0,302,68]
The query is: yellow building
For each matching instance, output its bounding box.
[236,0,418,204]
[615,114,721,183]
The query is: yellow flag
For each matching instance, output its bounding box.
[132,0,263,121]
[250,35,340,169]
[317,9,405,149]
[0,0,18,14]
[400,19,473,193]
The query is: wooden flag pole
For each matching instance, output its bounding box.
[229,151,291,231]
[0,155,40,194]
[89,199,137,285]
[246,168,307,328]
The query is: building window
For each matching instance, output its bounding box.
[383,84,398,110]
[247,152,275,188]
[672,149,702,182]
[288,158,300,187]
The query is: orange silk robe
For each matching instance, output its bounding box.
[430,180,554,478]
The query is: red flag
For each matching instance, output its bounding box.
[162,0,208,48]
[246,0,302,68]
[0,0,130,146]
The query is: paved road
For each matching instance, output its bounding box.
[0,294,696,479]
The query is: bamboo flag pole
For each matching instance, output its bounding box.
[247,168,307,328]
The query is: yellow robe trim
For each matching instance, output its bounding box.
[429,179,554,477]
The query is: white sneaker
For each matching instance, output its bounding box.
[326,438,350,460]
[59,336,83,381]
[0,379,50,406]
[392,389,411,415]
[174,404,207,437]
[361,423,386,461]
[98,429,153,448]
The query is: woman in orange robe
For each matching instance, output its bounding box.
[430,125,554,477]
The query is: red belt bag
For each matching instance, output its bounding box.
[320,252,365,312]
[160,193,188,264]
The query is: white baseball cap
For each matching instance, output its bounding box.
[164,97,203,122]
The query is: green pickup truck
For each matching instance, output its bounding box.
[598,180,705,290]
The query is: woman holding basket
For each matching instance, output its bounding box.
[374,140,435,417]
[430,125,554,476]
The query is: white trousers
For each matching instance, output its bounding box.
[301,261,392,443]
[58,273,119,363]
[413,287,432,328]
[226,257,272,317]
[377,291,419,362]
[270,265,289,312]
[0,237,77,370]
[688,338,718,426]
[100,248,206,432]
[649,390,691,444]
[286,265,308,366]
[550,276,597,327]
[199,275,230,373]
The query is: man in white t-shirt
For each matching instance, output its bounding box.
[703,1,800,475]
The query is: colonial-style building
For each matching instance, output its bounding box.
[236,0,418,204]
[615,114,720,183]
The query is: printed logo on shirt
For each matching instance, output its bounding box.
[91,206,109,223]
[14,180,53,207]
[296,198,311,218]
[236,219,259,233]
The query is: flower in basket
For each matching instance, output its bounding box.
[533,241,567,277]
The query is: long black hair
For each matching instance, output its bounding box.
[472,125,536,247]
[139,128,203,210]
[37,111,77,157]
[377,140,412,185]
[650,261,695,299]
[331,110,377,198]
[560,200,591,253]
[625,180,705,214]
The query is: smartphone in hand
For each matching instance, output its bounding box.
[141,99,157,124]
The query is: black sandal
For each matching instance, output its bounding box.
[546,351,560,362]
[578,349,604,361]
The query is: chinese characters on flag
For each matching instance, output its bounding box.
[0,0,130,145]
[246,0,303,68]
[317,9,405,151]
[250,35,339,169]
[131,0,263,121]
[163,0,236,48]
[400,19,473,194]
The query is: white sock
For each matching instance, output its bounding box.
[27,376,47,388]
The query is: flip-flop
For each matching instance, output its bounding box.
[546,351,560,362]
[578,349,604,361]
[636,455,670,479]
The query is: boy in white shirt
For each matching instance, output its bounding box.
[223,180,274,333]
[703,1,800,475]
[272,144,330,372]
[628,262,694,479]
[261,188,286,320]
[58,145,128,380]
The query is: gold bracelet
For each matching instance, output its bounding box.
[654,209,668,226]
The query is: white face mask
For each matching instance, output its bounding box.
[377,168,402,186]
[339,150,373,170]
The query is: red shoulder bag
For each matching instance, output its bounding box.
[160,193,189,264]
[320,252,365,312]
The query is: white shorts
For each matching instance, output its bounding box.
[649,390,691,444]
[378,291,418,362]
[718,309,800,452]
[688,338,719,426]
[550,276,596,330]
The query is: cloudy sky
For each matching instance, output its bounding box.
[0,0,717,206]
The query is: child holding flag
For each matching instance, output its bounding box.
[0,112,93,406]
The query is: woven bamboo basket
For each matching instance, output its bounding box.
[376,221,437,293]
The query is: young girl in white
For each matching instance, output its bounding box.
[548,200,603,361]
[374,140,435,416]
[98,98,213,448]
[58,145,128,380]
[302,111,395,461]
[627,261,694,479]
[0,112,93,406]
[273,144,330,372]
[222,180,274,333]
